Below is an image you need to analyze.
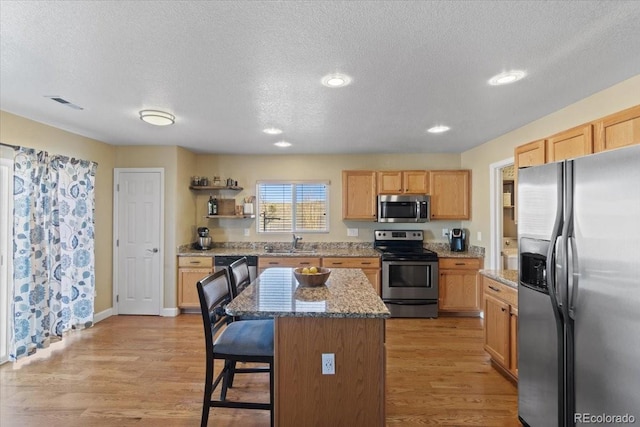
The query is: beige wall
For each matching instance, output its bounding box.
[0,111,116,313]
[191,153,463,244]
[461,74,640,268]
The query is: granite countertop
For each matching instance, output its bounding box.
[424,242,485,258]
[177,241,485,259]
[225,267,390,319]
[177,246,380,258]
[480,269,518,289]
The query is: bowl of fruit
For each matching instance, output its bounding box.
[293,266,331,287]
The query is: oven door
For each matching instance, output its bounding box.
[381,260,438,300]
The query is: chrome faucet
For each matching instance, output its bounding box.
[292,233,303,250]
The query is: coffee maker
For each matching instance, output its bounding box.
[449,228,466,252]
[194,227,212,250]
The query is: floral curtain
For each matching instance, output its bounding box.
[10,147,97,360]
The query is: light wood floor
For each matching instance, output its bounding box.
[0,315,519,426]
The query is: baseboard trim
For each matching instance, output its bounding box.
[94,308,113,323]
[161,307,180,317]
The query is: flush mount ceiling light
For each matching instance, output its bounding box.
[488,70,526,86]
[263,127,283,135]
[139,110,175,126]
[274,140,292,148]
[321,73,352,88]
[427,125,451,134]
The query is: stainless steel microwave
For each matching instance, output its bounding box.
[377,195,430,223]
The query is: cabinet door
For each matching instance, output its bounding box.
[403,170,429,194]
[439,269,480,312]
[377,171,403,194]
[342,171,377,220]
[428,170,471,220]
[178,267,212,308]
[483,294,510,368]
[547,124,593,162]
[509,306,518,378]
[515,139,546,168]
[594,104,640,153]
[363,269,381,295]
[322,257,381,295]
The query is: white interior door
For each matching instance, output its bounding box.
[114,169,164,315]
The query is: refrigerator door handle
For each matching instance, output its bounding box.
[558,161,573,322]
[546,163,564,313]
[568,236,579,320]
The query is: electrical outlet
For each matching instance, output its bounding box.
[477,231,482,241]
[442,228,449,238]
[244,228,250,237]
[322,353,335,375]
[347,228,358,237]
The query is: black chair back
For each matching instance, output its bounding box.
[196,269,232,352]
[229,257,251,299]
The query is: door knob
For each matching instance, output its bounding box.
[147,248,159,253]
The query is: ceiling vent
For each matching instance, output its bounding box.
[44,96,84,110]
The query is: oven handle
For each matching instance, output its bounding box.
[384,300,437,306]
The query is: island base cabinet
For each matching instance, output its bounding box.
[274,317,385,427]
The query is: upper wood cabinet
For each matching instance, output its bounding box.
[428,170,471,220]
[546,124,593,162]
[377,170,429,195]
[515,139,546,170]
[594,104,640,153]
[342,170,377,221]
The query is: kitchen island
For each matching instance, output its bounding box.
[226,267,390,427]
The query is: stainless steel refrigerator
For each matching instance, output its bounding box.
[517,144,640,427]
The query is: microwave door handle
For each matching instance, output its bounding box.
[415,200,420,221]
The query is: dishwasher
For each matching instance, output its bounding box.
[213,255,258,284]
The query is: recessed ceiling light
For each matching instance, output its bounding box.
[427,125,451,134]
[274,141,291,148]
[488,70,526,86]
[263,127,283,135]
[321,73,352,88]
[139,110,175,126]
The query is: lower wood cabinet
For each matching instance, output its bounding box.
[482,276,518,381]
[322,257,381,295]
[258,257,322,275]
[438,257,482,316]
[177,256,213,309]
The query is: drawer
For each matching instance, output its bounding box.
[178,256,213,268]
[483,277,517,307]
[258,257,322,268]
[439,257,482,270]
[322,257,380,269]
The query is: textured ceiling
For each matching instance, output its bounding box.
[2,1,640,155]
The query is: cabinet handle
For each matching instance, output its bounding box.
[333,262,344,265]
[488,285,500,292]
[268,262,279,265]
[300,262,311,265]
[501,307,506,312]
[361,262,372,265]
[190,261,201,265]
[455,262,465,266]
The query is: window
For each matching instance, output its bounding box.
[256,181,329,233]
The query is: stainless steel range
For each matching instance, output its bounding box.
[374,230,439,318]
